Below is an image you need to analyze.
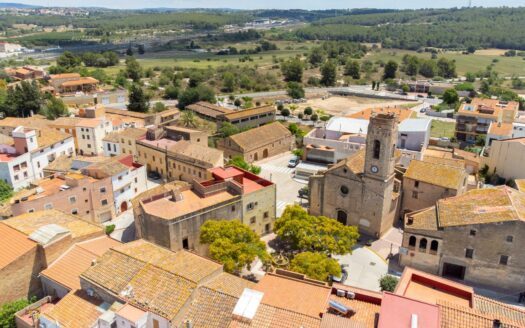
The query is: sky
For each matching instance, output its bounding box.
[11,0,525,10]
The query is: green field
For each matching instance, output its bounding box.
[430,120,456,139]
[366,49,525,77]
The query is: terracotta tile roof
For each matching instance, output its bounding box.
[0,223,36,269]
[116,127,146,139]
[254,274,331,318]
[348,107,415,122]
[102,131,120,143]
[437,187,525,227]
[488,122,513,137]
[204,272,256,297]
[84,158,128,176]
[405,160,466,189]
[60,77,98,87]
[230,303,322,328]
[3,209,103,239]
[131,180,189,209]
[328,294,380,328]
[458,98,520,120]
[113,240,222,283]
[405,207,439,231]
[516,179,525,192]
[320,313,366,328]
[35,128,72,151]
[438,300,522,328]
[220,105,275,121]
[40,236,120,291]
[50,73,81,79]
[473,295,525,326]
[42,290,104,328]
[0,116,51,129]
[422,155,466,168]
[167,140,223,166]
[227,122,292,152]
[186,101,234,118]
[327,149,366,175]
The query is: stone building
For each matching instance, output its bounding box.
[134,166,276,255]
[217,122,294,163]
[400,187,525,291]
[402,159,468,215]
[216,105,275,131]
[0,210,104,303]
[167,140,224,183]
[309,113,401,237]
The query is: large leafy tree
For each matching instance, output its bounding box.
[290,252,341,282]
[344,59,361,79]
[280,58,304,83]
[383,60,398,80]
[127,84,150,113]
[287,82,305,99]
[2,81,43,117]
[42,96,69,120]
[274,205,359,255]
[179,110,198,128]
[320,60,337,86]
[200,220,269,273]
[0,180,13,203]
[442,89,459,105]
[56,51,81,69]
[125,56,143,82]
[227,156,261,175]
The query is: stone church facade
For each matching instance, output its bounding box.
[309,113,401,237]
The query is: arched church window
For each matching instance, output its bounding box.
[373,140,381,159]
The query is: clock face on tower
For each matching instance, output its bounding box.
[370,165,379,173]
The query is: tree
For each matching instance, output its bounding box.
[467,46,477,54]
[303,107,313,116]
[3,81,43,117]
[0,180,13,203]
[127,84,150,113]
[419,60,437,78]
[437,58,457,78]
[292,148,304,158]
[281,58,303,82]
[222,72,236,93]
[56,51,81,69]
[180,110,198,128]
[153,102,166,113]
[218,122,240,137]
[177,85,216,109]
[311,113,319,121]
[442,89,459,105]
[200,220,270,273]
[0,298,32,328]
[404,56,419,76]
[344,59,360,79]
[163,84,179,99]
[383,60,398,80]
[287,82,305,99]
[126,46,134,56]
[227,156,261,174]
[137,44,145,55]
[379,275,399,292]
[308,47,325,67]
[42,96,68,119]
[320,60,337,86]
[290,252,341,282]
[125,56,142,82]
[281,108,290,117]
[274,205,359,254]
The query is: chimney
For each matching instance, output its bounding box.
[12,126,38,154]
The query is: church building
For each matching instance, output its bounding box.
[309,113,401,237]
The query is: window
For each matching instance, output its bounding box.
[465,248,474,259]
[87,144,92,148]
[506,235,514,243]
[100,187,106,193]
[250,217,256,224]
[134,177,138,183]
[373,140,381,159]
[107,144,111,151]
[247,202,256,211]
[469,229,476,236]
[340,185,349,195]
[419,238,427,251]
[265,223,271,233]
[69,196,76,204]
[264,211,269,219]
[101,199,108,206]
[499,255,509,265]
[414,181,420,188]
[182,238,189,250]
[14,175,19,181]
[430,240,439,252]
[71,209,78,215]
[44,203,53,210]
[412,191,418,199]
[23,172,28,178]
[408,236,416,248]
[231,205,236,212]
[37,161,40,168]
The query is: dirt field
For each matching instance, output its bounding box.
[297,96,418,116]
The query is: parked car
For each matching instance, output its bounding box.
[331,264,349,283]
[147,171,161,180]
[420,107,427,113]
[417,94,425,98]
[288,156,300,168]
[298,187,309,199]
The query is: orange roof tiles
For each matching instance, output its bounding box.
[60,77,99,87]
[42,290,104,328]
[405,160,466,189]
[220,105,275,121]
[50,73,81,79]
[488,122,513,137]
[0,223,36,269]
[348,107,416,122]
[254,274,331,318]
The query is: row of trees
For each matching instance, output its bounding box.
[400,55,457,79]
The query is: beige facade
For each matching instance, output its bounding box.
[217,122,294,163]
[9,173,115,223]
[400,187,525,291]
[167,141,223,183]
[216,105,276,131]
[309,113,401,237]
[134,167,276,255]
[482,137,525,181]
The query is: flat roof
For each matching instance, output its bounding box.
[378,293,440,328]
[325,117,369,135]
[399,118,432,132]
[138,137,178,150]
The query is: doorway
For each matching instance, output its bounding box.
[263,149,269,159]
[182,238,189,250]
[442,263,466,280]
[336,210,348,225]
[120,201,128,212]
